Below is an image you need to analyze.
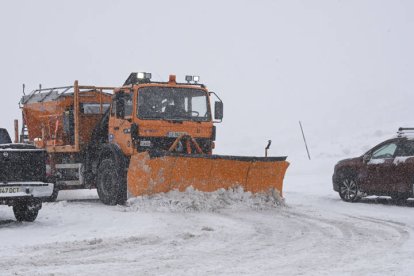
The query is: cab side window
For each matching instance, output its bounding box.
[111,93,132,118]
[0,129,12,144]
[124,96,133,117]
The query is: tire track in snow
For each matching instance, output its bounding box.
[0,200,412,276]
[277,208,410,275]
[0,235,167,276]
[347,215,411,246]
[210,207,411,275]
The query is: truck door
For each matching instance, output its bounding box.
[108,92,133,155]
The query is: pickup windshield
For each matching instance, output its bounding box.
[137,87,211,122]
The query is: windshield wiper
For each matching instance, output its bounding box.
[162,118,185,123]
[141,116,206,123]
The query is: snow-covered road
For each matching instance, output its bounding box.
[1,159,413,275]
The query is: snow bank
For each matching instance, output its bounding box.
[121,186,285,213]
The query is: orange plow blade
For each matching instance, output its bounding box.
[127,151,289,198]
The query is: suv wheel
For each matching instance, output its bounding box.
[339,176,360,202]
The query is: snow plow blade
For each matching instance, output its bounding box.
[127,151,289,197]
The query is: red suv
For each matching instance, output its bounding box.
[333,128,414,202]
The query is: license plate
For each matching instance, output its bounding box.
[140,140,152,147]
[0,187,20,193]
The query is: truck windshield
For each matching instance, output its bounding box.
[137,87,211,122]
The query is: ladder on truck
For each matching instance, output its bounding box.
[20,120,29,143]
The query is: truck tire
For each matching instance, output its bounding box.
[97,158,126,205]
[13,200,41,222]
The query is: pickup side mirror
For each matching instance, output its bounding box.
[214,101,223,121]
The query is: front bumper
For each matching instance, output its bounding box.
[0,182,54,199]
[332,174,340,192]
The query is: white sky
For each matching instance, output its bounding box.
[1,0,413,157]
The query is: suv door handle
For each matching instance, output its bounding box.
[114,127,120,130]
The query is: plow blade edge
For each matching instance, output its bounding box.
[127,151,289,197]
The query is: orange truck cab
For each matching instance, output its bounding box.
[107,73,223,157]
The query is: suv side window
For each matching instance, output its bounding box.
[395,140,414,157]
[371,142,398,159]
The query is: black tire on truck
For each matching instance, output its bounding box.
[13,200,42,222]
[96,158,126,205]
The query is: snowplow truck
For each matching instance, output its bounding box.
[19,73,289,204]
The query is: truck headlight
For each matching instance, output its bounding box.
[185,75,200,84]
[137,72,152,80]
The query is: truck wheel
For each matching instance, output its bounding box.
[97,158,126,205]
[13,200,41,222]
[339,175,360,202]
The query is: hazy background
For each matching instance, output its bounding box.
[1,0,413,159]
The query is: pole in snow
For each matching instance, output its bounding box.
[299,121,311,160]
[265,140,271,157]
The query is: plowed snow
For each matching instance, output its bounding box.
[122,186,285,213]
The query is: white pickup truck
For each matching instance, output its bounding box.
[0,128,53,222]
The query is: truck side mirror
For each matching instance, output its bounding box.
[116,99,125,118]
[214,101,223,120]
[131,123,139,142]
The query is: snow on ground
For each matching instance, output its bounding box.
[1,159,413,275]
[1,132,414,275]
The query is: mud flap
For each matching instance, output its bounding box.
[127,151,289,198]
